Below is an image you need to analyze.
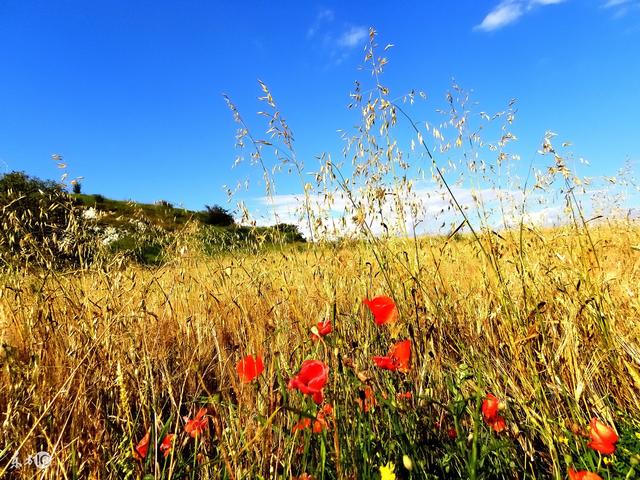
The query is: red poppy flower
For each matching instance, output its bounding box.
[292,417,312,432]
[482,393,506,432]
[372,339,411,373]
[482,394,500,420]
[312,404,333,433]
[363,295,398,325]
[294,474,316,480]
[487,415,506,432]
[288,360,329,404]
[396,391,412,401]
[568,468,603,480]
[184,407,208,438]
[292,404,333,434]
[587,418,618,455]
[160,433,175,458]
[311,319,332,342]
[133,431,150,461]
[312,419,325,433]
[236,354,265,383]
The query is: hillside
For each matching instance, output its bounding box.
[67,192,305,264]
[0,170,307,269]
[71,193,201,231]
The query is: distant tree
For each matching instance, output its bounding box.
[273,223,305,242]
[201,204,235,226]
[72,181,82,194]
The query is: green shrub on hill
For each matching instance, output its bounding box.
[0,171,93,269]
[199,204,235,226]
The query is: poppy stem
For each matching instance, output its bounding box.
[320,337,328,363]
[468,392,480,480]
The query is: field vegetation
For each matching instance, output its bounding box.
[1,29,639,479]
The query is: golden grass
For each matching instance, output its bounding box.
[2,221,639,478]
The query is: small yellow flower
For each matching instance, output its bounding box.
[379,461,396,480]
[603,455,616,466]
[557,435,569,445]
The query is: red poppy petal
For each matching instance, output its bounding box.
[391,339,411,371]
[312,391,324,404]
[588,418,618,454]
[568,469,603,480]
[590,418,619,445]
[587,439,616,455]
[317,320,332,336]
[489,415,506,432]
[482,394,500,421]
[373,355,397,370]
[289,360,328,403]
[133,432,150,460]
[364,296,398,325]
[292,418,311,432]
[237,354,264,383]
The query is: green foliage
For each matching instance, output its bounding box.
[0,171,93,269]
[199,204,235,226]
[199,223,305,255]
[107,234,166,266]
[272,223,305,243]
[0,170,65,223]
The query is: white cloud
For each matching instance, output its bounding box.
[306,9,368,67]
[245,180,631,240]
[603,0,632,7]
[531,0,565,5]
[337,26,368,48]
[502,206,564,227]
[602,0,640,18]
[475,0,566,32]
[250,185,533,239]
[475,1,525,31]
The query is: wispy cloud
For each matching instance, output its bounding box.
[246,177,629,239]
[250,186,534,238]
[603,0,632,7]
[602,0,640,18]
[306,9,368,67]
[337,26,368,48]
[475,0,566,32]
[531,0,565,5]
[475,2,524,32]
[307,8,335,39]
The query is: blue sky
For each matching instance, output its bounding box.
[1,0,639,225]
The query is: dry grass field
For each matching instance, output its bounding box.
[2,221,640,478]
